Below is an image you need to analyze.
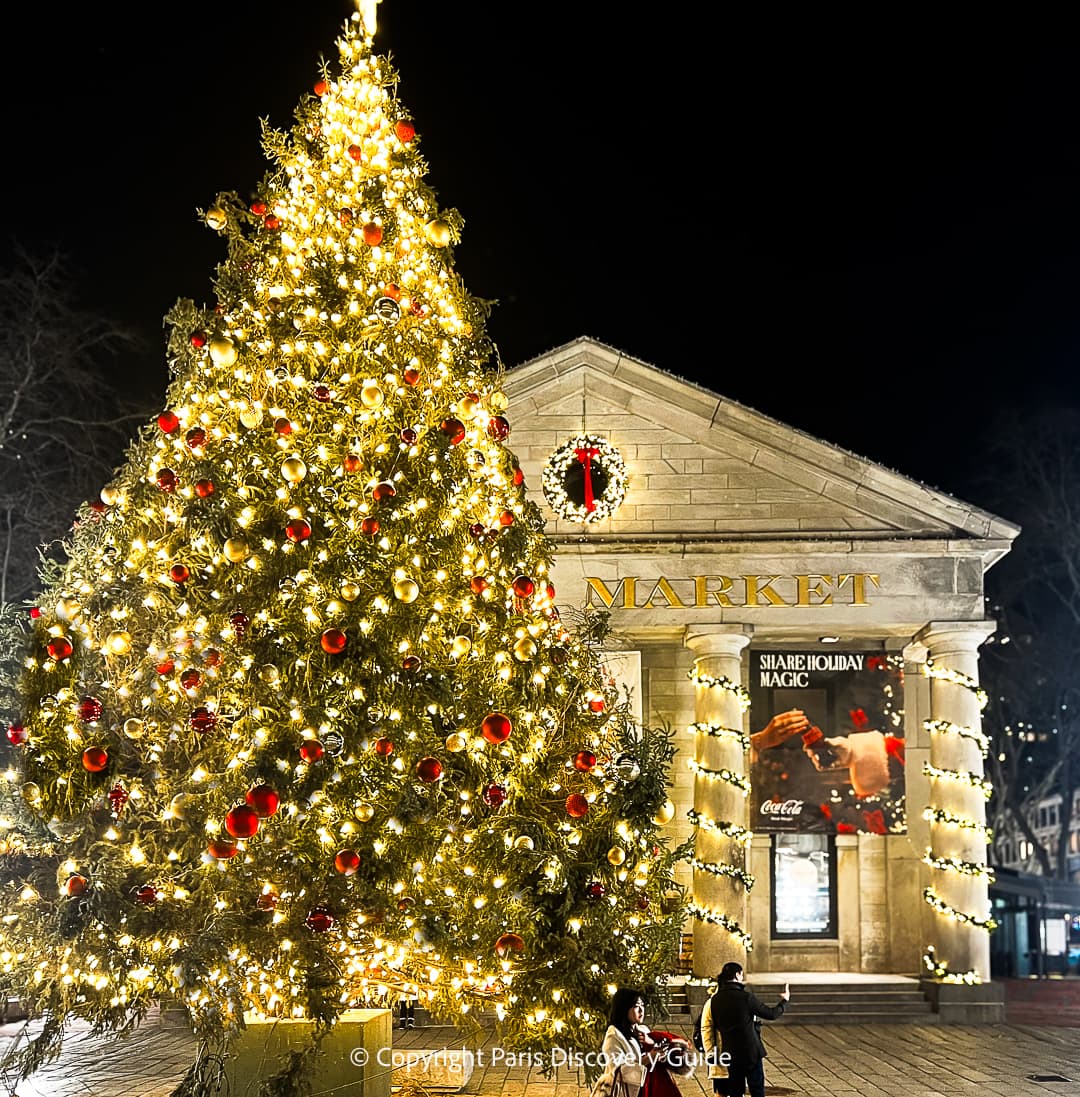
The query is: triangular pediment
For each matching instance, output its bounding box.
[503,338,1018,560]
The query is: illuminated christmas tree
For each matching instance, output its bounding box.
[0,5,684,1091]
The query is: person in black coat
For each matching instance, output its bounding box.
[700,962,789,1097]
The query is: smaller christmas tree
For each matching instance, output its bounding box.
[0,6,687,1093]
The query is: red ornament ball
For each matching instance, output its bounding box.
[300,740,325,764]
[383,283,402,301]
[635,895,650,911]
[81,746,109,773]
[573,750,597,772]
[468,523,485,539]
[204,648,222,667]
[264,214,281,231]
[402,654,422,672]
[180,669,202,690]
[135,884,159,905]
[190,331,208,349]
[339,207,353,225]
[246,785,280,818]
[312,384,332,402]
[403,366,421,386]
[207,838,239,860]
[48,636,73,661]
[481,712,512,744]
[589,698,606,713]
[78,696,104,723]
[286,519,312,542]
[416,756,443,783]
[189,706,218,734]
[585,881,606,901]
[440,417,466,445]
[185,427,206,450]
[374,737,395,757]
[482,783,508,808]
[250,200,267,216]
[274,417,294,435]
[230,612,251,638]
[513,466,525,487]
[499,510,514,527]
[565,793,590,819]
[194,478,215,498]
[343,453,363,473]
[395,119,416,143]
[511,575,535,599]
[470,576,488,595]
[334,848,361,875]
[108,783,130,813]
[360,517,380,536]
[306,906,335,932]
[313,78,329,96]
[372,481,396,503]
[320,628,347,655]
[169,563,191,584]
[487,416,510,441]
[63,874,89,897]
[225,804,261,839]
[6,723,27,747]
[157,410,180,434]
[362,223,383,245]
[401,427,418,444]
[155,658,175,675]
[495,931,524,958]
[347,143,362,162]
[256,890,279,911]
[156,469,178,493]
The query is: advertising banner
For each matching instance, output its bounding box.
[748,650,906,834]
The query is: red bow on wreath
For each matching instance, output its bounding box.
[574,446,601,513]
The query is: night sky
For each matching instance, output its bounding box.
[3,5,1078,515]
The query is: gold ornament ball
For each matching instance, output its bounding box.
[281,456,307,483]
[489,391,509,411]
[607,846,627,866]
[259,664,280,684]
[223,538,249,563]
[106,631,132,656]
[239,406,262,429]
[169,792,188,819]
[355,803,375,822]
[205,206,228,231]
[209,337,238,366]
[123,718,144,739]
[512,637,538,662]
[450,635,472,658]
[21,783,42,805]
[458,394,479,419]
[652,799,676,825]
[360,381,384,408]
[394,578,420,603]
[339,581,361,602]
[514,835,535,851]
[445,732,468,752]
[100,485,122,506]
[424,219,452,247]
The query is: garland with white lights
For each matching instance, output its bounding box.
[688,903,753,950]
[687,759,751,795]
[691,857,755,890]
[689,721,751,749]
[923,763,993,798]
[687,667,754,951]
[921,658,996,945]
[923,851,995,881]
[923,945,981,985]
[686,809,752,845]
[541,434,627,523]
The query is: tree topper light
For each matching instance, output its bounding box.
[542,434,627,523]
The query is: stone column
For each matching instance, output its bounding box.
[914,621,996,983]
[686,626,753,977]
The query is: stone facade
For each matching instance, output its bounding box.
[503,338,1018,985]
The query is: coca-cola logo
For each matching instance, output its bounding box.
[760,799,804,816]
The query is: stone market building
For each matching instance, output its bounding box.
[504,338,1018,1015]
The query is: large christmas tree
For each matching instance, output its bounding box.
[0,4,685,1091]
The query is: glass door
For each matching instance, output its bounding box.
[771,833,837,938]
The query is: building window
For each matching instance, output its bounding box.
[771,833,837,938]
